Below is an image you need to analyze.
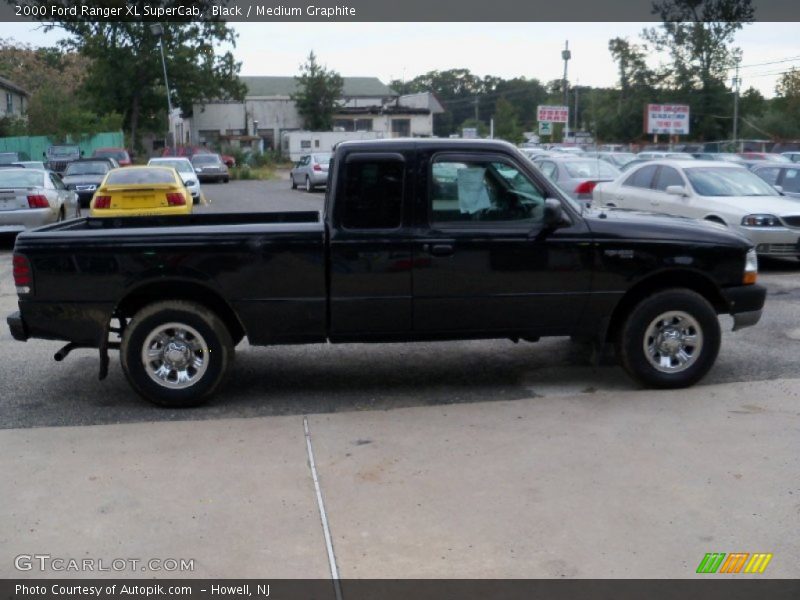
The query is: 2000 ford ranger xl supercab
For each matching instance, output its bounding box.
[7,139,766,407]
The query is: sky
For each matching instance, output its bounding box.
[1,21,798,98]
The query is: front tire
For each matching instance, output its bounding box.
[617,289,720,389]
[291,174,297,189]
[120,300,233,407]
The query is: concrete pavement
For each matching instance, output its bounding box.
[2,378,798,579]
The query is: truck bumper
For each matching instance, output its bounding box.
[7,311,29,341]
[721,284,766,331]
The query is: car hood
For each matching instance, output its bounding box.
[583,207,751,248]
[62,174,105,186]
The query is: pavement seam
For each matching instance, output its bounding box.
[304,416,343,600]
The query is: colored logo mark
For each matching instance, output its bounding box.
[696,553,772,574]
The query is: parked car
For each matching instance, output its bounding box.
[619,157,655,172]
[0,167,77,232]
[751,164,800,198]
[0,151,31,164]
[190,154,229,183]
[44,144,82,174]
[780,152,800,163]
[736,152,792,163]
[13,161,47,170]
[62,159,116,208]
[148,157,201,203]
[531,155,620,204]
[290,153,331,191]
[163,146,236,169]
[691,153,745,163]
[637,151,695,160]
[586,151,637,168]
[7,139,765,407]
[92,147,132,167]
[90,166,192,217]
[593,160,800,259]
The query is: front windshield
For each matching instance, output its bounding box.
[0,170,44,187]
[563,160,619,179]
[192,155,221,165]
[151,160,193,173]
[685,167,780,197]
[65,162,110,176]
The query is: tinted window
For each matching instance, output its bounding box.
[105,168,177,185]
[653,166,685,191]
[781,168,800,193]
[341,159,404,229]
[431,159,545,225]
[754,167,781,186]
[623,165,658,189]
[563,160,619,179]
[65,162,110,176]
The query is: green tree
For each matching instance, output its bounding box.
[292,51,344,131]
[493,97,523,143]
[643,0,754,139]
[22,4,246,149]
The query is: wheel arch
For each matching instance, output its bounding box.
[605,270,728,343]
[114,279,246,346]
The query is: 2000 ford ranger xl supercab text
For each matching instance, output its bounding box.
[7,139,766,407]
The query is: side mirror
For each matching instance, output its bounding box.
[666,185,687,196]
[543,198,567,229]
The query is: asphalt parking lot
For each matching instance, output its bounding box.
[1,176,799,579]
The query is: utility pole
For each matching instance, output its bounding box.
[149,23,173,149]
[474,96,479,122]
[562,40,571,143]
[732,50,742,151]
[574,85,580,132]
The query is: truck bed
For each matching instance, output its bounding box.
[14,212,329,347]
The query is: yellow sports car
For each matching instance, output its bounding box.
[90,166,192,217]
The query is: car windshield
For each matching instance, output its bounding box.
[685,167,779,197]
[65,162,110,176]
[105,169,176,185]
[563,160,619,178]
[312,154,332,164]
[192,155,221,165]
[49,146,80,156]
[150,160,193,174]
[95,150,128,160]
[0,170,44,187]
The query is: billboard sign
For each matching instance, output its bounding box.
[537,105,569,123]
[646,104,690,135]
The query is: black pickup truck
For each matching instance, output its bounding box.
[7,139,766,407]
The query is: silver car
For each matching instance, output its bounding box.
[0,168,78,233]
[532,155,620,204]
[148,157,202,203]
[290,153,331,192]
[751,163,800,199]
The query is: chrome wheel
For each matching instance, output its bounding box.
[141,322,209,389]
[643,311,704,373]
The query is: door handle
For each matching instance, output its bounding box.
[426,243,454,257]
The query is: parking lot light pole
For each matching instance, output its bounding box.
[150,23,173,149]
[562,41,571,143]
[732,50,742,150]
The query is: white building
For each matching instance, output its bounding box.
[188,76,443,154]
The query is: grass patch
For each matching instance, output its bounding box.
[230,165,277,180]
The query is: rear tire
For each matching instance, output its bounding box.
[120,300,233,407]
[616,289,720,389]
[305,176,313,193]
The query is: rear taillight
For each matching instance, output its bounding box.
[13,254,32,293]
[574,181,598,195]
[313,164,322,171]
[93,196,111,209]
[166,192,186,206]
[27,194,49,208]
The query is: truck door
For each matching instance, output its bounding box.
[328,152,413,340]
[412,152,592,336]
